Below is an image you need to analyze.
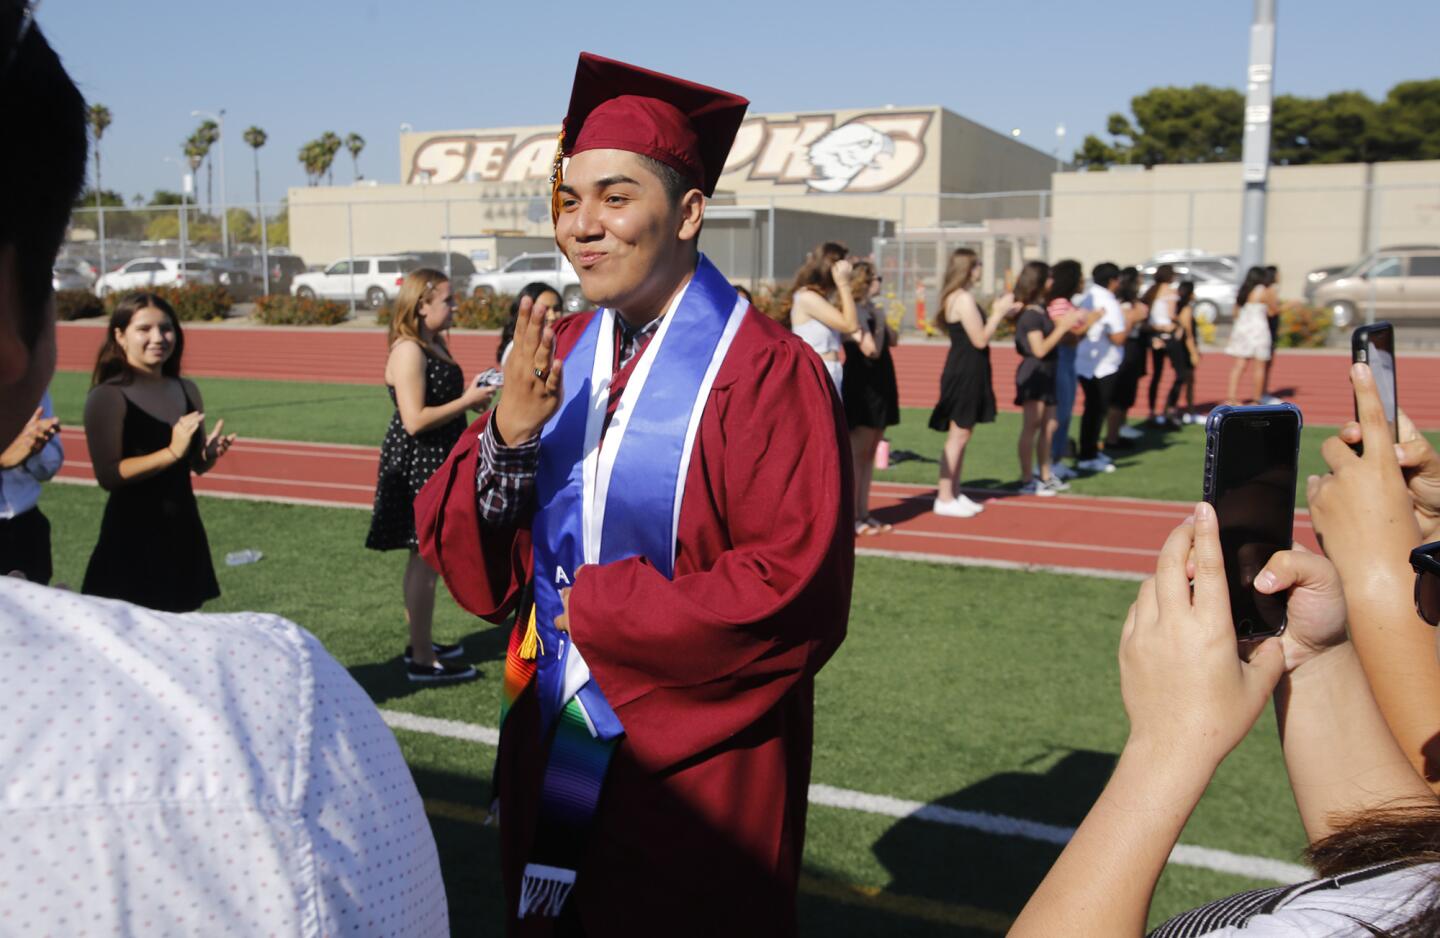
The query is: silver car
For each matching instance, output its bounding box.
[1310,245,1440,326]
[52,261,95,293]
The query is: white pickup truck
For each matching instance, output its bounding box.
[467,252,587,311]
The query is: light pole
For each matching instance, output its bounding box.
[162,156,193,272]
[1054,123,1066,173]
[1237,0,1276,276]
[192,108,228,256]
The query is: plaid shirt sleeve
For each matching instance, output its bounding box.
[475,419,541,527]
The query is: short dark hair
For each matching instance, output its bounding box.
[1013,260,1050,306]
[635,154,696,206]
[1091,262,1121,287]
[0,6,88,347]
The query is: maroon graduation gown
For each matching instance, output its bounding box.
[417,306,853,936]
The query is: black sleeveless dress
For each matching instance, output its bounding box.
[841,299,901,430]
[82,386,220,613]
[928,319,997,431]
[366,351,466,551]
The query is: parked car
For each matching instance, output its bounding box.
[289,255,419,309]
[1302,263,1350,300]
[1309,245,1440,326]
[1139,261,1237,323]
[53,260,96,293]
[467,251,587,311]
[209,261,262,301]
[228,253,309,296]
[403,251,478,293]
[94,257,216,297]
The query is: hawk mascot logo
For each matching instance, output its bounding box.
[805,122,897,193]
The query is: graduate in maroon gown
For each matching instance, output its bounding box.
[416,53,852,937]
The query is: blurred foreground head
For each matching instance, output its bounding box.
[0,2,88,442]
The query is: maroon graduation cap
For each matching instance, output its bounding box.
[550,52,749,220]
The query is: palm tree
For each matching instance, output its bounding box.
[243,126,269,286]
[87,103,113,269]
[298,140,326,186]
[192,119,220,214]
[345,133,366,181]
[318,131,342,185]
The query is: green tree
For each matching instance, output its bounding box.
[298,139,325,186]
[1378,79,1440,161]
[190,119,220,212]
[319,131,342,185]
[1076,85,1244,168]
[74,187,124,208]
[150,189,185,206]
[345,132,365,180]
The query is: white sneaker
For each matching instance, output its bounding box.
[1182,412,1201,425]
[1076,457,1117,474]
[933,496,981,518]
[1018,479,1058,497]
[1118,425,1144,440]
[1260,394,1283,405]
[1043,475,1070,493]
[1050,462,1078,481]
[956,493,986,514]
[1096,451,1115,465]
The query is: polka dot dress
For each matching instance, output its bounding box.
[366,352,466,552]
[0,578,449,937]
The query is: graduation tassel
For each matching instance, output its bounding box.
[518,606,543,661]
[548,128,566,225]
[517,863,576,918]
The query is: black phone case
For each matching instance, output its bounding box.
[1350,322,1398,445]
[1203,403,1303,639]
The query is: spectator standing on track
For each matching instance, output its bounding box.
[367,268,494,683]
[928,248,1010,518]
[81,293,236,612]
[1104,266,1151,452]
[1073,262,1127,475]
[790,241,859,392]
[0,391,61,582]
[1162,280,1201,426]
[1224,266,1273,405]
[0,20,448,932]
[498,281,561,366]
[1260,264,1284,404]
[843,261,900,536]
[1013,261,1082,496]
[1142,264,1180,425]
[1045,259,1095,482]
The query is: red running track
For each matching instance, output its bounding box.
[54,430,1320,580]
[56,321,1440,429]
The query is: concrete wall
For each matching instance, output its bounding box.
[1050,161,1440,297]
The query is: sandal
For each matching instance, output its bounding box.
[855,520,881,536]
[864,515,894,534]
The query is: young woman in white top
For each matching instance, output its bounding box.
[1141,264,1180,424]
[1224,266,1273,404]
[789,241,859,392]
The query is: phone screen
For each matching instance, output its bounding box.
[1207,410,1300,639]
[1363,327,1398,441]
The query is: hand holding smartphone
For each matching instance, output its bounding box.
[1351,322,1398,449]
[1203,404,1303,639]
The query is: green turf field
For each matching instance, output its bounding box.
[43,482,1309,933]
[50,370,1440,509]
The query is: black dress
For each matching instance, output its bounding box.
[928,318,997,432]
[842,300,901,430]
[1013,304,1059,406]
[366,350,466,552]
[82,386,220,613]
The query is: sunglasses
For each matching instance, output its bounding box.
[1413,541,1440,627]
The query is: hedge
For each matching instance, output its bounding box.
[99,284,233,322]
[253,294,350,326]
[1275,302,1333,349]
[376,293,513,331]
[55,289,105,321]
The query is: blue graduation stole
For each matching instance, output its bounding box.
[516,254,748,918]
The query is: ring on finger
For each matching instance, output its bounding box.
[533,367,548,380]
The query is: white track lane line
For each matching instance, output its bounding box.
[378,709,1313,885]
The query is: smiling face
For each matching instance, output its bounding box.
[117,305,176,373]
[554,149,703,320]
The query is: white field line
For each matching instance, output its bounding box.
[854,547,1148,581]
[50,473,371,510]
[873,485,1316,530]
[886,528,1160,558]
[378,708,1312,885]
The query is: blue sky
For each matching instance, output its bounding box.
[42,0,1440,207]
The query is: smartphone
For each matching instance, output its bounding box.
[1203,404,1303,640]
[1351,322,1398,443]
[475,368,505,388]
